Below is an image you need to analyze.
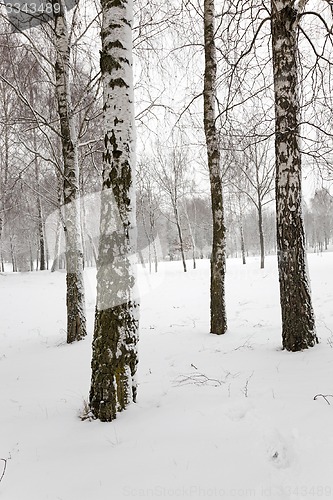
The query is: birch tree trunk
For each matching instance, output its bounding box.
[34,148,46,271]
[254,149,265,270]
[174,204,187,273]
[240,222,246,265]
[89,0,139,421]
[54,1,87,343]
[258,201,265,270]
[0,96,10,274]
[203,0,227,335]
[184,201,196,270]
[51,170,64,272]
[271,0,317,351]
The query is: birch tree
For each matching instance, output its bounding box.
[54,1,87,343]
[226,133,275,269]
[271,0,317,351]
[89,0,139,421]
[203,0,227,335]
[137,160,160,273]
[309,188,333,252]
[0,79,12,273]
[0,8,89,339]
[152,145,189,273]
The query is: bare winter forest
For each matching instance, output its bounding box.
[1,1,333,498]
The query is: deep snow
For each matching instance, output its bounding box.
[0,253,333,499]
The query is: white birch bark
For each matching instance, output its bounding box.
[54,0,87,343]
[271,0,317,350]
[204,0,227,334]
[89,0,139,421]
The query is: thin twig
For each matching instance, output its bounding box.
[313,394,333,405]
[0,459,7,484]
[242,371,254,398]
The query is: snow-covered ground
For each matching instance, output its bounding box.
[1,253,333,500]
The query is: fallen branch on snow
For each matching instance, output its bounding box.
[174,371,226,387]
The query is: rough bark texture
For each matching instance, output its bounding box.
[54,1,87,343]
[89,0,139,422]
[203,0,227,335]
[271,0,317,351]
